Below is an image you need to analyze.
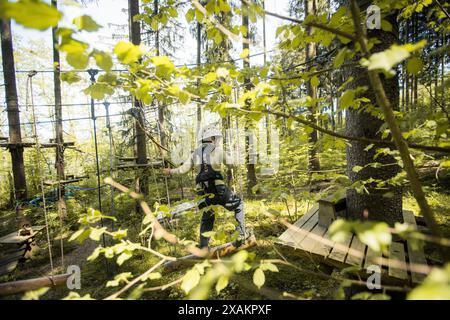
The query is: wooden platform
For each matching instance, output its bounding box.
[0,226,45,245]
[43,178,85,186]
[0,247,27,276]
[0,142,75,149]
[277,206,428,285]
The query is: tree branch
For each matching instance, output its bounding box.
[436,0,450,20]
[240,0,355,41]
[236,107,450,153]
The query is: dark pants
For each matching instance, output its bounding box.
[197,183,245,248]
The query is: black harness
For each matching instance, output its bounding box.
[195,143,224,186]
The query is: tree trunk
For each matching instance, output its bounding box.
[1,19,27,203]
[128,0,148,197]
[304,0,321,173]
[242,2,257,197]
[52,0,67,220]
[154,0,167,151]
[345,10,402,225]
[196,20,202,135]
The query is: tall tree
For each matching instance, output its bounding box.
[51,0,67,219]
[345,2,402,224]
[304,0,321,173]
[128,0,149,197]
[196,11,202,136]
[242,1,257,197]
[154,0,168,149]
[1,19,27,203]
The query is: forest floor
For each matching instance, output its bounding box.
[0,190,449,300]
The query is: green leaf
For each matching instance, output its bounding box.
[253,268,265,289]
[310,76,320,87]
[218,0,231,12]
[89,227,106,241]
[106,272,133,287]
[260,262,279,272]
[92,50,113,71]
[60,72,81,84]
[143,272,162,281]
[406,57,423,75]
[408,263,450,300]
[111,229,128,240]
[69,228,91,243]
[339,90,355,110]
[441,160,450,168]
[329,219,353,243]
[334,48,347,68]
[66,52,90,69]
[22,287,49,300]
[240,48,250,59]
[63,292,94,300]
[73,15,102,32]
[361,41,427,72]
[87,246,102,261]
[355,221,392,252]
[181,269,201,294]
[83,83,114,100]
[152,56,175,79]
[231,250,248,272]
[215,275,229,294]
[202,72,217,84]
[0,0,62,30]
[185,8,195,23]
[117,251,132,266]
[114,41,143,65]
[380,20,393,32]
[352,292,391,300]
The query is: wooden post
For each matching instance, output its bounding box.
[0,19,27,203]
[0,274,70,297]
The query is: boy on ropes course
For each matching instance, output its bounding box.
[162,126,252,249]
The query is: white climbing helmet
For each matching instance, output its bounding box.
[197,125,222,142]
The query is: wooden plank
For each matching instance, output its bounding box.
[0,260,19,276]
[402,210,427,284]
[388,242,408,281]
[0,248,26,266]
[278,205,317,244]
[345,236,366,267]
[328,233,353,263]
[297,223,327,253]
[364,246,382,269]
[0,226,45,244]
[310,229,335,258]
[43,178,84,186]
[280,209,318,247]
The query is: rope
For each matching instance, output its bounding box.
[26,72,54,275]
